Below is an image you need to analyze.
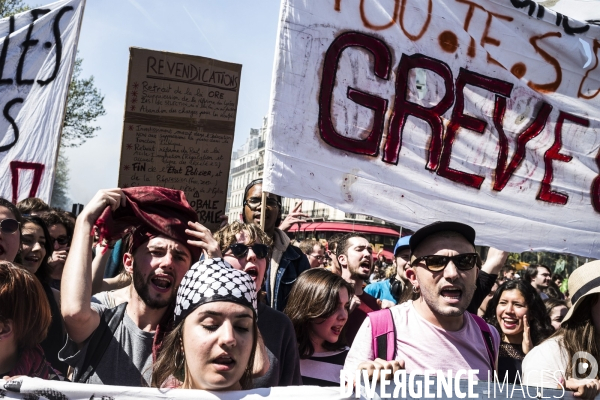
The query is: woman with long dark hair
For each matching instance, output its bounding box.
[483,279,554,382]
[523,261,600,398]
[544,298,568,331]
[18,216,67,375]
[284,268,354,386]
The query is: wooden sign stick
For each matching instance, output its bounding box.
[260,191,268,230]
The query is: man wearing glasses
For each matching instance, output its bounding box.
[242,179,310,312]
[299,239,326,269]
[343,221,500,381]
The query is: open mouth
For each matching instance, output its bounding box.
[245,266,258,278]
[440,286,462,302]
[502,318,519,329]
[212,354,236,371]
[331,325,343,336]
[150,274,173,293]
[24,254,40,263]
[359,260,371,270]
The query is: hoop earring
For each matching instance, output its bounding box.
[412,285,420,294]
[174,348,185,370]
[174,335,185,370]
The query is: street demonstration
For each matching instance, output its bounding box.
[1,0,600,399]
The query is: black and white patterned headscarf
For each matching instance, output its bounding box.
[174,258,258,325]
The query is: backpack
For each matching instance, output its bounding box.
[369,309,496,370]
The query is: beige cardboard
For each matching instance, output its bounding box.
[118,47,241,231]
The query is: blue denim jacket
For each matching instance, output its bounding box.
[265,243,310,312]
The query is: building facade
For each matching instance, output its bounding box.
[225,118,402,257]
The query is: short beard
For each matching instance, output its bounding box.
[132,260,175,310]
[420,281,476,318]
[349,264,371,281]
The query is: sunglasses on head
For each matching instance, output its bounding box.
[226,243,269,260]
[0,218,19,234]
[410,253,481,272]
[54,235,71,246]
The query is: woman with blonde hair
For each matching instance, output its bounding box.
[523,261,600,398]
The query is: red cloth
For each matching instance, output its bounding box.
[10,345,61,380]
[95,186,200,261]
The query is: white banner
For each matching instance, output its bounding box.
[0,378,352,400]
[0,0,84,203]
[264,0,600,256]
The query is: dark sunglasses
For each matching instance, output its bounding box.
[410,253,481,272]
[54,235,71,246]
[0,218,20,234]
[226,243,269,260]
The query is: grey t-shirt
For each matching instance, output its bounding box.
[59,303,154,387]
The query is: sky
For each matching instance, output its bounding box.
[23,0,282,205]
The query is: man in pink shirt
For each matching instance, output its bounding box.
[344,221,499,380]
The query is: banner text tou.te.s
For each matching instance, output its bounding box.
[264,0,600,256]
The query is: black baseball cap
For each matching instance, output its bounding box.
[409,221,476,253]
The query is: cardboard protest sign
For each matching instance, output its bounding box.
[0,0,85,203]
[263,0,600,256]
[118,48,241,231]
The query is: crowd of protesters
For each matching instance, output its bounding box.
[0,183,599,398]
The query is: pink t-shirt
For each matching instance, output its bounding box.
[343,300,499,380]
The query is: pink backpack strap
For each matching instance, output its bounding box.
[369,308,396,361]
[470,313,496,371]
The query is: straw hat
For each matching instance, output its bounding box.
[562,260,600,325]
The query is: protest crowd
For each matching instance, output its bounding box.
[0,184,599,398]
[1,0,600,398]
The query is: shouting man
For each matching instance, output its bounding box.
[338,233,381,345]
[344,221,499,381]
[60,187,206,386]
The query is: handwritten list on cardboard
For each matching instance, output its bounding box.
[118,47,241,231]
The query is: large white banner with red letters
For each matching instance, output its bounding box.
[263,0,600,257]
[0,0,84,204]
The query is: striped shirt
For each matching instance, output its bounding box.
[300,348,349,386]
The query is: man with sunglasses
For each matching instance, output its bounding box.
[344,221,500,382]
[242,179,310,312]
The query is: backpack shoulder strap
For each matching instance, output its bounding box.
[74,302,128,383]
[369,308,396,361]
[470,313,496,371]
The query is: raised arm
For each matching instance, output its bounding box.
[61,189,126,344]
[481,247,509,275]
